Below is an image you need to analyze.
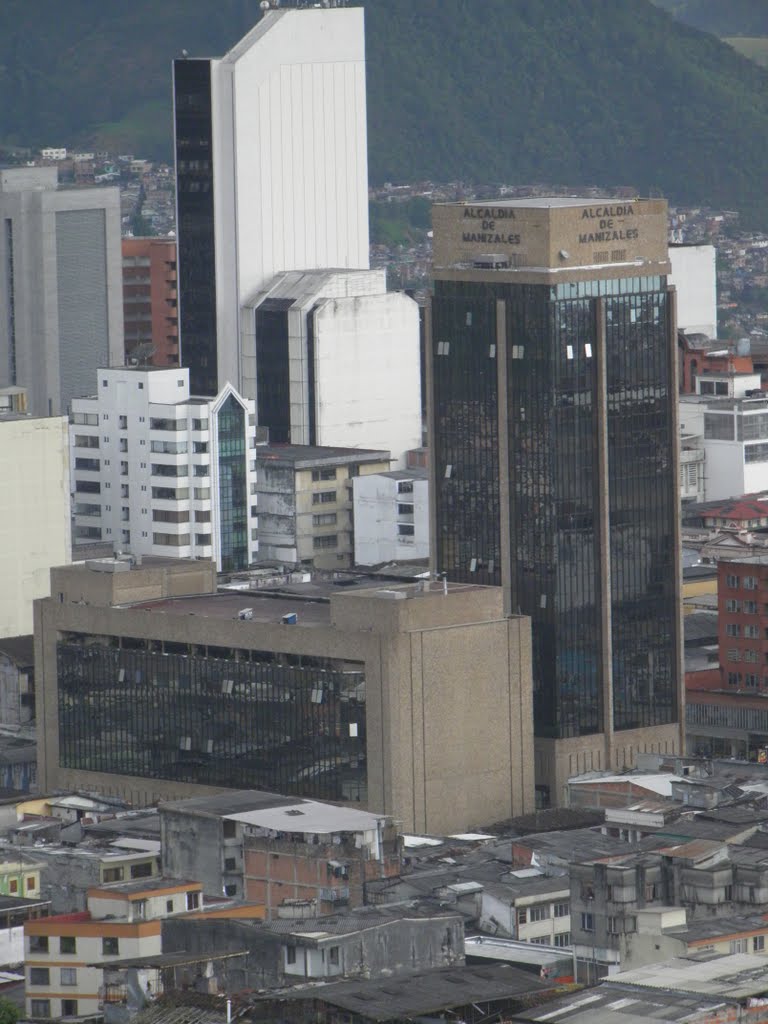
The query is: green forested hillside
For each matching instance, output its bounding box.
[2,0,768,225]
[652,0,768,36]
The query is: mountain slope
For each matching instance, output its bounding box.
[2,0,768,225]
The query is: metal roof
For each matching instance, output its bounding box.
[264,963,552,1020]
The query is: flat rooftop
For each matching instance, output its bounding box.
[257,444,389,466]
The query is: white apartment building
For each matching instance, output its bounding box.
[0,412,71,637]
[680,372,768,501]
[70,367,258,571]
[24,880,204,1021]
[353,469,429,566]
[174,5,369,398]
[241,269,422,465]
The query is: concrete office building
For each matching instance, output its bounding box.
[0,167,124,417]
[241,270,421,464]
[429,198,684,807]
[35,557,535,833]
[173,5,369,398]
[122,238,179,367]
[0,412,71,638]
[680,379,768,502]
[70,366,258,571]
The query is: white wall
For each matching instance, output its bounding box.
[669,245,717,338]
[215,7,369,391]
[354,475,429,565]
[0,417,70,637]
[703,440,747,500]
[314,293,421,466]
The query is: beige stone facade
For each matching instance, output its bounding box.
[35,560,535,833]
[432,198,670,277]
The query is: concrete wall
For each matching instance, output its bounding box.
[0,417,71,638]
[669,245,717,338]
[313,292,421,467]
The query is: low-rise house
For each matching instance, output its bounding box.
[24,879,205,1020]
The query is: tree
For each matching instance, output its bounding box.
[0,998,21,1024]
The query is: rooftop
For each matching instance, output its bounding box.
[513,980,735,1023]
[611,953,768,1000]
[265,962,552,1020]
[257,444,390,467]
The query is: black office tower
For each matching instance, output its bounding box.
[173,58,218,397]
[429,198,684,806]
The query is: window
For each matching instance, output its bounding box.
[313,513,337,527]
[554,932,571,947]
[166,900,174,913]
[29,968,50,985]
[103,867,123,883]
[312,468,336,481]
[727,574,740,589]
[726,623,741,637]
[286,946,296,964]
[745,576,758,590]
[755,935,766,952]
[60,937,76,954]
[726,599,742,612]
[730,938,748,954]
[398,524,415,536]
[134,900,147,919]
[60,968,77,986]
[744,600,758,614]
[8,879,17,894]
[644,883,657,901]
[102,937,119,956]
[746,674,759,687]
[517,909,527,925]
[29,936,48,954]
[530,905,550,922]
[119,415,127,429]
[746,625,760,639]
[224,884,237,897]
[30,1001,50,1018]
[223,820,237,839]
[186,891,200,910]
[608,916,620,935]
[725,885,733,901]
[312,491,337,505]
[580,912,594,931]
[728,672,741,686]
[314,535,338,550]
[224,857,236,871]
[728,649,740,662]
[554,902,569,918]
[61,1001,78,1017]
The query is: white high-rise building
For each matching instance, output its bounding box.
[173,5,369,398]
[0,168,124,417]
[70,367,258,571]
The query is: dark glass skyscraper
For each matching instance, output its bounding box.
[173,58,217,397]
[429,198,684,805]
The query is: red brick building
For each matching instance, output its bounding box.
[122,238,178,367]
[717,556,768,690]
